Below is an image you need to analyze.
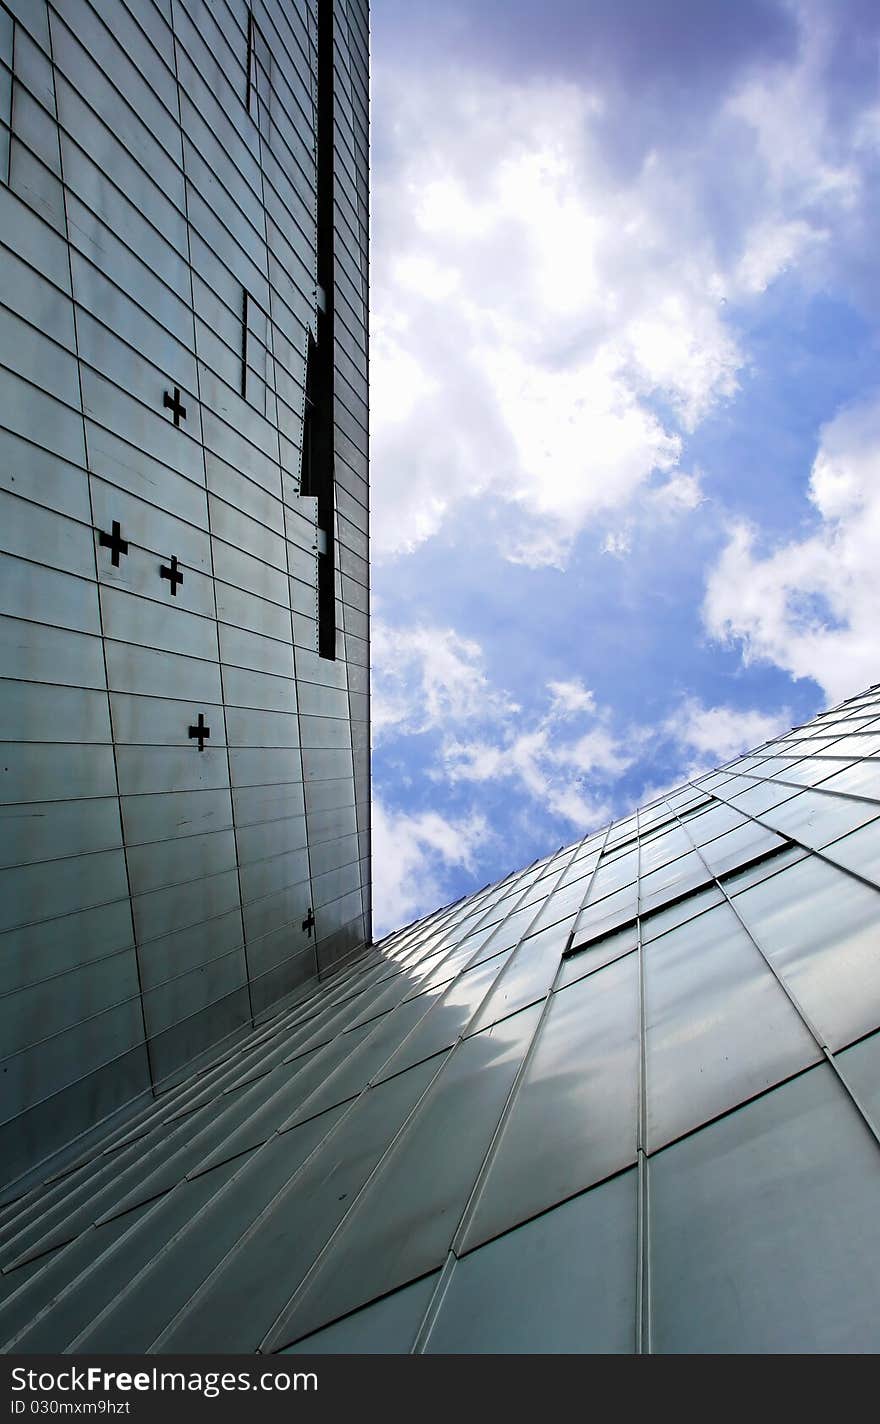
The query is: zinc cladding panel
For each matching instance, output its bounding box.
[0,0,369,1189]
[9,690,857,1350]
[650,1063,880,1353]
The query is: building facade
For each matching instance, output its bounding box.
[2,686,880,1351]
[0,0,371,1193]
[3,0,880,1361]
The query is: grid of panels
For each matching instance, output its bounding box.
[0,0,370,1191]
[2,684,880,1352]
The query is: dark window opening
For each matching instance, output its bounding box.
[301,327,336,660]
[241,287,271,416]
[240,288,249,397]
[563,838,793,961]
[304,0,336,661]
[246,9,273,138]
[1,12,14,187]
[245,10,258,117]
[300,331,318,495]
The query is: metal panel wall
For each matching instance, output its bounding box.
[2,685,880,1352]
[0,0,370,1193]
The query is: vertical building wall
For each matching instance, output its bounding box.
[0,0,370,1194]
[330,0,371,946]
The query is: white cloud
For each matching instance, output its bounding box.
[725,13,861,220]
[372,68,746,568]
[373,620,626,839]
[714,8,867,312]
[650,471,706,516]
[442,725,615,831]
[438,669,629,831]
[371,624,806,930]
[370,2,880,572]
[372,621,517,741]
[733,218,826,296]
[547,679,597,717]
[556,727,634,777]
[367,7,880,938]
[602,530,631,558]
[670,697,792,763]
[371,800,489,936]
[703,392,880,704]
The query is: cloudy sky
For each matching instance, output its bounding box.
[367,0,880,934]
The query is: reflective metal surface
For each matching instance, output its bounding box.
[0,0,370,1184]
[651,1064,880,1352]
[644,901,820,1149]
[3,0,880,1359]
[427,1170,637,1354]
[6,663,880,1354]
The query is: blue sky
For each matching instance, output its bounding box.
[367,0,880,933]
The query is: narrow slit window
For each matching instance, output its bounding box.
[246,10,258,117]
[246,8,272,137]
[1,12,13,186]
[300,332,317,495]
[308,0,337,661]
[240,288,249,398]
[241,288,270,416]
[299,328,335,660]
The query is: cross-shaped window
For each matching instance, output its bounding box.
[188,713,210,751]
[163,386,187,426]
[98,520,128,567]
[160,555,184,596]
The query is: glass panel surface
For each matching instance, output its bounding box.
[638,825,691,872]
[684,803,744,845]
[373,951,512,1083]
[760,790,880,850]
[645,902,820,1150]
[283,1272,440,1354]
[722,844,806,895]
[725,781,799,816]
[462,952,639,1251]
[57,1114,344,1354]
[526,872,596,934]
[427,1170,637,1354]
[558,922,638,988]
[818,761,880,801]
[732,855,880,1049]
[821,818,880,884]
[588,852,638,897]
[698,820,786,877]
[261,1003,543,1350]
[824,732,880,757]
[638,852,711,915]
[776,757,854,788]
[651,1064,880,1352]
[467,922,571,1032]
[156,1054,448,1352]
[570,882,638,947]
[837,1030,880,1121]
[554,851,600,888]
[640,883,724,943]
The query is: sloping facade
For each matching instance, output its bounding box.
[4,0,880,1362]
[2,685,880,1351]
[0,0,371,1194]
